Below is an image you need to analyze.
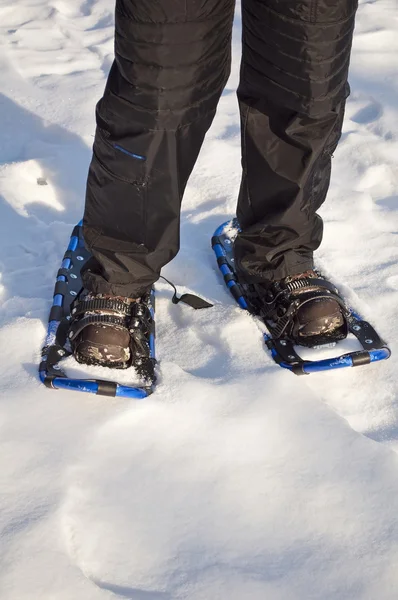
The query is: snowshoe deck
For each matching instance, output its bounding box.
[212,219,391,374]
[39,221,156,398]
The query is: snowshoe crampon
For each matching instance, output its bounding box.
[39,222,156,398]
[212,219,391,374]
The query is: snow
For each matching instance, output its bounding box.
[0,0,398,598]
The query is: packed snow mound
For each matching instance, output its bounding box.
[62,384,398,600]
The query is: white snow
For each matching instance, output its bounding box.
[0,1,398,598]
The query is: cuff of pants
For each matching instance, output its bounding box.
[81,266,156,299]
[235,251,315,285]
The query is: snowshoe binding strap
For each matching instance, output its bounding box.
[282,276,340,295]
[70,297,133,318]
[68,291,156,381]
[248,280,350,346]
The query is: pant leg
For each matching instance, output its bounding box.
[234,0,358,284]
[83,0,235,297]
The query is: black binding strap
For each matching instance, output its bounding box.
[217,256,229,268]
[49,305,63,322]
[283,277,339,295]
[71,297,133,318]
[54,281,68,296]
[57,268,73,279]
[68,314,127,341]
[293,291,349,315]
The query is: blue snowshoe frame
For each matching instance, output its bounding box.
[212,219,391,374]
[39,221,156,398]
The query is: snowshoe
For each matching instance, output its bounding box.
[212,219,391,374]
[39,221,156,398]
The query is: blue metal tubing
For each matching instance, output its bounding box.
[39,371,149,399]
[149,290,156,359]
[280,347,391,373]
[213,243,249,310]
[236,291,249,310]
[149,333,155,359]
[68,235,79,252]
[53,235,78,306]
[213,243,226,260]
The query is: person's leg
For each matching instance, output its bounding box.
[234,0,358,284]
[82,0,235,298]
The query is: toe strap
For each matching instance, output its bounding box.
[71,297,133,318]
[283,277,340,295]
[68,314,128,342]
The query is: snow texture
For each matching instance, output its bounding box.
[0,1,398,598]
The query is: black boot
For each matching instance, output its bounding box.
[68,290,155,380]
[247,271,348,347]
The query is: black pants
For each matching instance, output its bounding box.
[82,0,357,297]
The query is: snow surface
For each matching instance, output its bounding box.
[1,1,398,598]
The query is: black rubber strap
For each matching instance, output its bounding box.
[71,297,133,318]
[229,284,245,302]
[54,318,72,347]
[284,277,339,296]
[292,364,307,376]
[54,281,68,296]
[57,268,72,279]
[49,305,63,322]
[351,351,371,367]
[211,235,222,247]
[96,380,117,397]
[223,273,236,284]
[297,291,349,316]
[68,314,127,342]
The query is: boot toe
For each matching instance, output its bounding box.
[74,324,131,366]
[295,298,345,338]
